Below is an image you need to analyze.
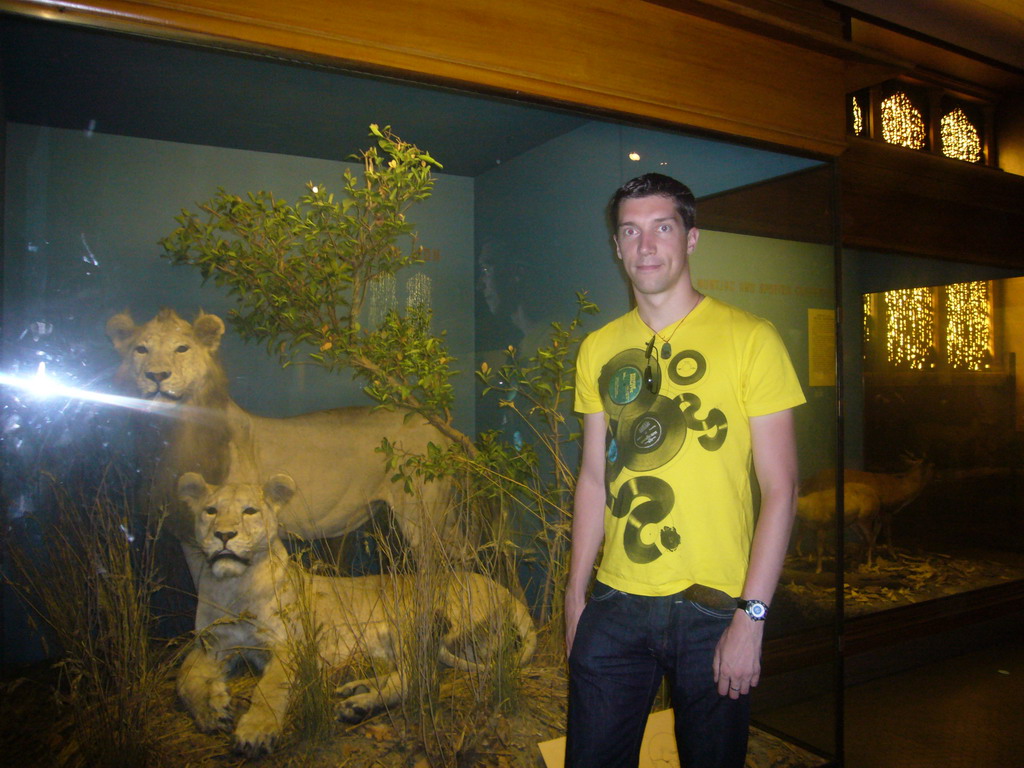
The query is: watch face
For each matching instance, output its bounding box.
[744,600,767,620]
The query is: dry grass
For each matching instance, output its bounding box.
[2,475,216,768]
[0,645,568,768]
[1,471,565,767]
[321,498,553,767]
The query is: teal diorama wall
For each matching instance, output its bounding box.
[4,122,477,432]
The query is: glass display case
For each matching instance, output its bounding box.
[844,254,1024,610]
[1,13,842,767]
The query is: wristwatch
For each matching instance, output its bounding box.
[736,598,768,621]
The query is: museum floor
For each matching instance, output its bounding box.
[759,634,1023,767]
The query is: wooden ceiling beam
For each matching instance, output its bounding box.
[0,0,851,156]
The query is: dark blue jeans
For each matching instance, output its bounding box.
[567,582,750,768]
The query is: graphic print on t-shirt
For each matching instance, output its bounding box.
[599,345,728,565]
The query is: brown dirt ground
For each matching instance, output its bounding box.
[1,643,827,768]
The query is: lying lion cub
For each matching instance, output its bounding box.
[176,472,536,757]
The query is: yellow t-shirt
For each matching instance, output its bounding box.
[574,297,805,597]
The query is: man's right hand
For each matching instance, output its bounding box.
[564,590,586,655]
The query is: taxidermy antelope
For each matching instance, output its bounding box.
[798,457,934,571]
[842,457,933,557]
[796,482,881,573]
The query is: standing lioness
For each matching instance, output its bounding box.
[106,309,454,579]
[176,472,536,757]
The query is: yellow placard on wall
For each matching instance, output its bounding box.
[808,308,836,387]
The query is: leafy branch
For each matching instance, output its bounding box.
[159,126,600,633]
[159,125,470,451]
[472,292,599,624]
[478,292,598,506]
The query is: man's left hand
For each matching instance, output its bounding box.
[713,611,764,699]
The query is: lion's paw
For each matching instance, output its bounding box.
[188,682,233,734]
[337,699,371,724]
[336,681,372,699]
[194,707,233,735]
[337,689,383,724]
[233,708,281,758]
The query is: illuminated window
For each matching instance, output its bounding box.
[885,287,933,369]
[881,92,926,150]
[851,95,864,136]
[945,281,990,369]
[941,107,982,163]
[847,82,993,165]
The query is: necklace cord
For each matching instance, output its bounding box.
[646,293,702,361]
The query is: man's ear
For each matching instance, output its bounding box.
[613,237,622,260]
[687,227,700,254]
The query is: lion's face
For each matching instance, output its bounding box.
[106,309,226,402]
[177,472,296,579]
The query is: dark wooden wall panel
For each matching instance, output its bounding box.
[694,140,1024,270]
[698,165,834,244]
[840,139,1024,268]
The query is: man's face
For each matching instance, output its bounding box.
[615,195,699,299]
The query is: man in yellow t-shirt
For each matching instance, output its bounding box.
[565,174,805,768]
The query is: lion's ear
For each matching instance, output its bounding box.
[106,312,137,355]
[192,312,226,352]
[264,474,296,506]
[177,472,209,503]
